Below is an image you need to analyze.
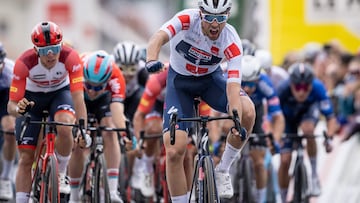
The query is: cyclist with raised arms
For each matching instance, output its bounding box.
[145,0,256,202]
[68,51,127,203]
[239,55,284,202]
[0,43,16,201]
[7,21,87,203]
[277,63,338,202]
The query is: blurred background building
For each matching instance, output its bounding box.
[0,0,359,64]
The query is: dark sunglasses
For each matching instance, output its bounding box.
[294,83,310,91]
[349,70,360,76]
[242,81,257,88]
[85,82,106,92]
[201,13,228,24]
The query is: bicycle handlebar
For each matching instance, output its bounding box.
[20,114,86,141]
[169,109,246,145]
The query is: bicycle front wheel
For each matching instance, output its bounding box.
[94,154,111,203]
[31,160,42,202]
[293,161,309,203]
[203,156,219,203]
[41,155,59,203]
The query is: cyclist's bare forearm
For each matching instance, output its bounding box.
[110,102,126,129]
[146,30,169,61]
[71,91,87,125]
[271,113,285,143]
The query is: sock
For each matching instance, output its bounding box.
[16,192,30,203]
[309,156,317,178]
[55,151,70,174]
[256,188,267,203]
[1,157,14,180]
[215,143,240,173]
[69,177,81,201]
[107,168,119,193]
[143,154,155,174]
[280,188,288,203]
[171,194,188,203]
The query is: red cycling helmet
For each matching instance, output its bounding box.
[31,21,63,47]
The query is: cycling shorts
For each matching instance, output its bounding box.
[281,103,319,153]
[163,66,248,132]
[85,92,112,123]
[15,86,75,149]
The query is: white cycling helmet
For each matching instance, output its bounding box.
[198,0,232,14]
[241,55,262,81]
[255,49,272,71]
[113,41,141,66]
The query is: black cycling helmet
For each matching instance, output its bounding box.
[241,39,256,56]
[288,62,314,84]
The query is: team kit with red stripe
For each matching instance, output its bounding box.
[160,9,245,132]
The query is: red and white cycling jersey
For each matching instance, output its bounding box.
[160,8,243,84]
[9,45,83,101]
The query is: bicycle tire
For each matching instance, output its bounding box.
[118,154,130,203]
[94,154,111,203]
[293,160,309,203]
[31,160,42,202]
[41,155,59,203]
[79,160,92,202]
[242,157,256,203]
[265,164,277,203]
[203,156,218,203]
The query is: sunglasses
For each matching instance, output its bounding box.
[201,13,228,24]
[36,44,62,56]
[349,70,360,76]
[85,82,107,92]
[242,81,257,88]
[294,83,310,91]
[119,64,138,75]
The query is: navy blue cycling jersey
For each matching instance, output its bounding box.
[277,78,334,120]
[248,74,282,116]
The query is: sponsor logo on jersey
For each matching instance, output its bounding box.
[268,97,280,106]
[72,64,82,72]
[140,98,150,107]
[10,86,17,92]
[228,70,240,78]
[72,77,83,84]
[109,78,120,94]
[211,46,219,55]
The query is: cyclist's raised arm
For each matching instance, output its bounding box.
[147,30,169,62]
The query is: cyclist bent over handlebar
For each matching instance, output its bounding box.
[7,21,87,203]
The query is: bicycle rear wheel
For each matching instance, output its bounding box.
[293,161,309,203]
[94,154,111,203]
[41,155,59,203]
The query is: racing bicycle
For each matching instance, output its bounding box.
[169,98,245,203]
[79,115,131,203]
[20,110,86,203]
